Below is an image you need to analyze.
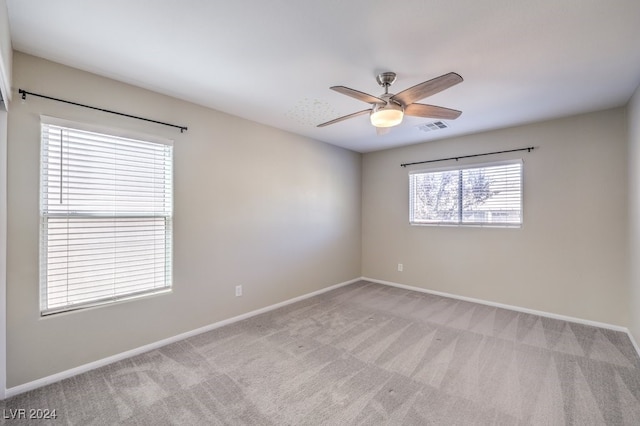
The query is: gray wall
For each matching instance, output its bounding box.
[6,52,362,387]
[629,84,640,345]
[0,107,7,398]
[362,109,629,326]
[0,0,12,397]
[0,0,11,109]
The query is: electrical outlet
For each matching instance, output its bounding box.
[397,263,403,272]
[235,285,242,297]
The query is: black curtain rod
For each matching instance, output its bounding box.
[400,146,535,168]
[19,89,188,133]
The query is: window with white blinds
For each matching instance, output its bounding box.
[40,119,173,315]
[409,160,522,227]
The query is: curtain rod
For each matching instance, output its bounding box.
[18,89,188,133]
[400,146,535,168]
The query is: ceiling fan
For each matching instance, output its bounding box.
[318,71,463,135]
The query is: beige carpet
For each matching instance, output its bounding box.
[3,280,640,424]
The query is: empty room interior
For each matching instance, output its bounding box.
[1,0,640,424]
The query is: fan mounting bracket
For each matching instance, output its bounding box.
[376,72,397,89]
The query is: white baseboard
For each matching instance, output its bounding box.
[4,277,361,399]
[363,276,640,358]
[627,330,640,358]
[7,276,639,398]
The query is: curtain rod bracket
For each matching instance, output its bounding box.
[18,88,188,133]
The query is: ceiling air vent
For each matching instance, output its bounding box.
[418,121,448,132]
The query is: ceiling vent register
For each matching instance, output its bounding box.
[418,121,448,132]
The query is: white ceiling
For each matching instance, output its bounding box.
[6,0,640,152]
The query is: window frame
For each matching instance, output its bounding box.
[39,116,174,315]
[408,159,523,228]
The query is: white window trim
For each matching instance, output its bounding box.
[40,115,173,146]
[409,159,524,228]
[39,117,174,315]
[408,159,523,175]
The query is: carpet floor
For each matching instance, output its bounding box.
[2,280,640,425]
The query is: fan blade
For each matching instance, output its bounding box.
[331,86,386,104]
[404,103,462,120]
[376,126,390,136]
[317,109,371,127]
[391,72,463,106]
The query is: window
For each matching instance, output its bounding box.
[40,118,173,315]
[409,160,522,227]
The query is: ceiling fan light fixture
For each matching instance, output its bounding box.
[370,102,404,127]
[317,71,462,130]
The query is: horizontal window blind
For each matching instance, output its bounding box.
[40,121,173,314]
[409,160,522,226]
